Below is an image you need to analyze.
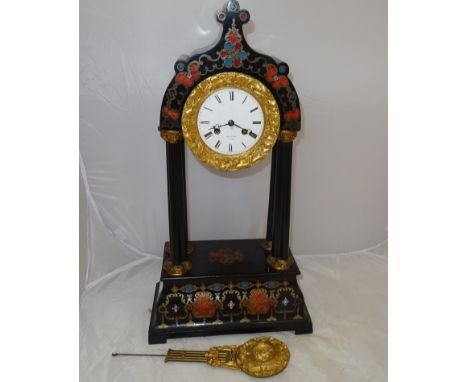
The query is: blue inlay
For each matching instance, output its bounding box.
[224,57,233,68]
[224,41,234,52]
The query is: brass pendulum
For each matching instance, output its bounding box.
[112,336,290,378]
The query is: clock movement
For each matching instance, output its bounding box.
[149,1,313,344]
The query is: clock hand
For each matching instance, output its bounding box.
[235,123,258,139]
[208,123,230,131]
[233,123,251,136]
[207,124,225,134]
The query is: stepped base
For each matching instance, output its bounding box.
[148,239,313,344]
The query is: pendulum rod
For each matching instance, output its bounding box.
[165,350,208,362]
[113,350,208,363]
[112,353,165,357]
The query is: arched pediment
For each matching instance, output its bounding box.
[159,1,301,134]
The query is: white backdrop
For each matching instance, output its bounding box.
[80,0,387,288]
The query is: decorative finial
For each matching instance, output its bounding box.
[226,1,240,13]
[217,1,250,24]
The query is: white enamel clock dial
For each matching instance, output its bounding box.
[197,88,265,155]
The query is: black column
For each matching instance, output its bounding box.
[166,140,188,265]
[266,143,279,242]
[271,141,293,260]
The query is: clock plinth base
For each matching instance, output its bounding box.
[148,239,313,344]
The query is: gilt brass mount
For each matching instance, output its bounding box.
[278,130,297,143]
[261,239,272,252]
[160,130,184,144]
[266,254,295,271]
[162,259,192,276]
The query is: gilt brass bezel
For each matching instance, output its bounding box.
[181,72,280,171]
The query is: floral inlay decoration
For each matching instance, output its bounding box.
[218,19,248,68]
[209,248,245,265]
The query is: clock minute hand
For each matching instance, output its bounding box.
[233,123,258,138]
[234,123,249,131]
[233,123,249,133]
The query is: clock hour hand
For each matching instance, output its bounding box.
[207,124,225,134]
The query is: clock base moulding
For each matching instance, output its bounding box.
[148,238,313,344]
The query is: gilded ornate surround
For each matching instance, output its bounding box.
[181,72,280,171]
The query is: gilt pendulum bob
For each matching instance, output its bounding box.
[149,1,313,344]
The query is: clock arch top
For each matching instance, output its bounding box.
[159,1,301,135]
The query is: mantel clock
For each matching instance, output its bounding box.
[149,1,313,344]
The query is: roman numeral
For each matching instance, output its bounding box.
[215,94,222,103]
[200,120,210,124]
[249,131,258,139]
[242,96,248,104]
[252,121,261,124]
[204,131,213,139]
[250,107,258,113]
[204,107,213,111]
[242,142,247,148]
[215,140,221,149]
[229,144,233,152]
[229,91,234,101]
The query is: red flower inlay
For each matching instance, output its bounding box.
[233,59,242,68]
[266,64,289,89]
[190,69,200,81]
[227,32,239,43]
[271,76,289,89]
[192,294,216,319]
[175,73,193,87]
[220,50,229,58]
[175,61,200,87]
[162,106,179,120]
[244,289,270,315]
[284,108,300,121]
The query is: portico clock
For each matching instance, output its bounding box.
[149,1,313,344]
